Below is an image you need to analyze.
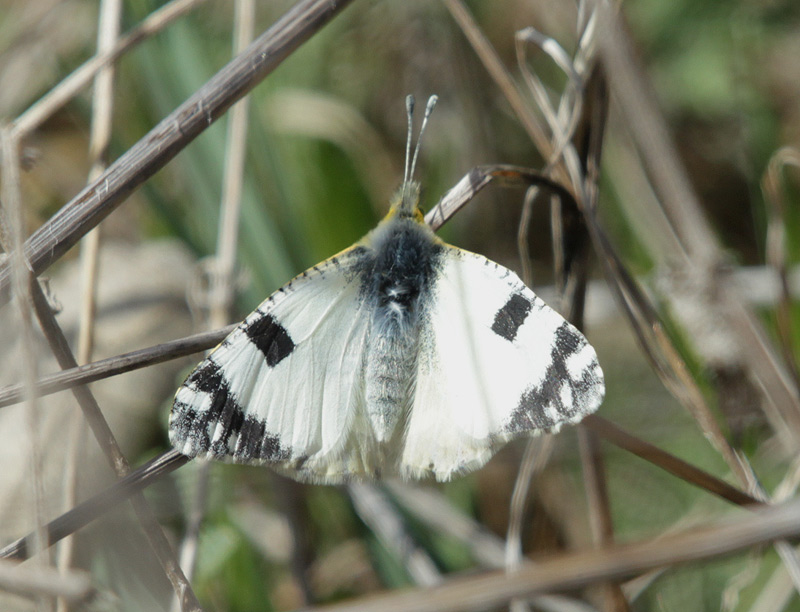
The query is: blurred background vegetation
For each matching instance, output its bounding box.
[2,0,800,610]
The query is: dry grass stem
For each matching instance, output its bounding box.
[0,324,235,408]
[386,483,506,568]
[27,282,202,610]
[210,0,256,328]
[442,0,556,178]
[578,426,630,611]
[349,484,442,587]
[1,451,189,562]
[0,128,49,574]
[505,437,554,572]
[0,558,95,603]
[762,147,800,390]
[76,0,123,365]
[387,484,597,612]
[515,27,584,168]
[58,3,124,605]
[515,186,538,289]
[597,2,800,448]
[304,497,800,612]
[10,0,209,139]
[595,6,711,265]
[584,416,757,507]
[426,165,572,231]
[505,438,554,612]
[0,0,357,306]
[174,1,256,602]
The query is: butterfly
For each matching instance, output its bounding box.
[169,95,604,483]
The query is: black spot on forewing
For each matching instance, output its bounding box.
[491,293,533,342]
[171,361,290,462]
[505,323,600,434]
[185,360,223,393]
[245,314,295,367]
[554,321,582,356]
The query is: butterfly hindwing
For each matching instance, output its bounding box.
[402,246,604,479]
[170,248,374,480]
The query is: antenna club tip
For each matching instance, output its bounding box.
[403,92,439,189]
[426,95,439,113]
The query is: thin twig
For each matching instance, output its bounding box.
[762,147,800,391]
[0,324,235,408]
[11,0,208,139]
[597,2,800,446]
[1,129,49,574]
[58,2,123,606]
[0,559,95,603]
[0,451,189,561]
[302,497,800,612]
[584,416,758,507]
[175,0,256,598]
[27,281,202,611]
[578,426,631,612]
[0,0,357,306]
[349,483,441,587]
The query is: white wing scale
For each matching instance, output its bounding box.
[170,249,375,481]
[402,246,604,480]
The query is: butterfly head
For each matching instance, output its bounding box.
[387,180,424,223]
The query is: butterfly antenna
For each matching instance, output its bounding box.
[409,94,438,184]
[403,95,415,187]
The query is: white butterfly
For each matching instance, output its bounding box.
[169,95,604,483]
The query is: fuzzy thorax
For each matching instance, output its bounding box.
[360,185,441,442]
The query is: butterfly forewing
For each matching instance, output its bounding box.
[402,246,604,480]
[170,249,373,478]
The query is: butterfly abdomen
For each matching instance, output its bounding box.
[361,215,443,442]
